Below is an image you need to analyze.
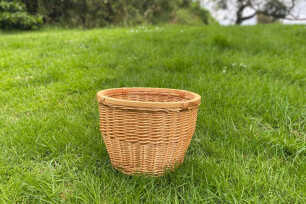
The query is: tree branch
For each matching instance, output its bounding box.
[288,0,296,11]
[240,11,257,21]
[285,0,306,21]
[285,14,306,21]
[285,18,306,21]
[282,3,306,21]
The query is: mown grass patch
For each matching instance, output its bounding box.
[0,25,305,203]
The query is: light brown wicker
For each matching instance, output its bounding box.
[97,87,201,175]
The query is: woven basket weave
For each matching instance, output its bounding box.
[97,87,201,175]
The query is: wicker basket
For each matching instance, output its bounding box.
[97,87,201,175]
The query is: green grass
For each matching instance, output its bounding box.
[0,24,305,203]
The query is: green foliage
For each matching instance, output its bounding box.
[174,2,218,25]
[174,9,204,25]
[0,25,305,202]
[20,0,215,27]
[0,0,24,12]
[0,11,43,30]
[0,1,43,30]
[189,1,216,24]
[263,0,288,18]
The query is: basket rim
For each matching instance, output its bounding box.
[97,87,201,110]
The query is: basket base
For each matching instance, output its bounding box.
[111,160,184,176]
[105,139,188,176]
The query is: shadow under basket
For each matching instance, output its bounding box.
[97,87,201,176]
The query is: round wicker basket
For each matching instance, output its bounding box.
[97,87,201,175]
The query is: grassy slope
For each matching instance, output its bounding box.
[0,25,305,203]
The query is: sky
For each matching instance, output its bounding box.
[200,0,306,25]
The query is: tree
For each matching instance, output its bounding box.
[21,0,38,14]
[17,0,214,28]
[212,0,305,25]
[0,0,43,30]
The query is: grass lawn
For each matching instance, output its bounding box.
[0,25,305,203]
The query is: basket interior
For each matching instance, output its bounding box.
[108,90,193,103]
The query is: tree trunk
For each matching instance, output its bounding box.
[235,15,243,24]
[235,6,244,25]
